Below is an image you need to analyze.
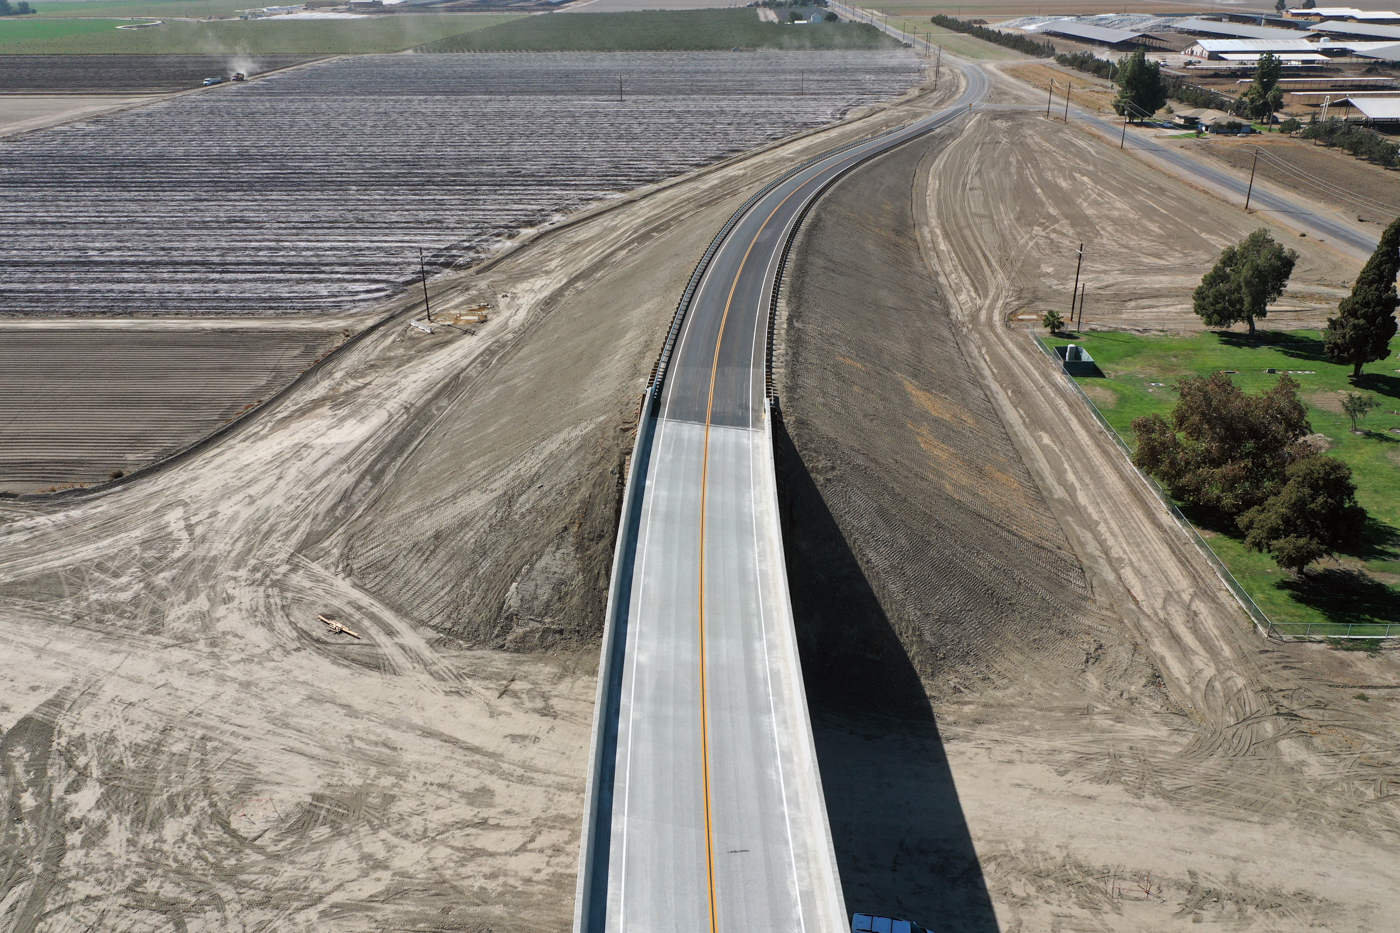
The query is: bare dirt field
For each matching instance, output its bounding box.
[1174,132,1400,228]
[776,92,1400,931]
[0,73,957,932]
[0,95,159,138]
[0,321,347,493]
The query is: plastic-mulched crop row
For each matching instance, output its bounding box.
[0,51,923,316]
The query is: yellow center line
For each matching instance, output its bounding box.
[696,176,815,933]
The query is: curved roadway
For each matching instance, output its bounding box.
[575,64,989,933]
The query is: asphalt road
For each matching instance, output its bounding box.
[1078,112,1379,257]
[576,65,990,933]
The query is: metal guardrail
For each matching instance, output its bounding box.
[572,379,658,933]
[1028,332,1282,638]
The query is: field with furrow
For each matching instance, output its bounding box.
[0,326,342,491]
[0,50,924,316]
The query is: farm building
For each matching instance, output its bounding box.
[1285,7,1400,23]
[1335,96,1400,122]
[1311,20,1400,40]
[1029,20,1169,49]
[1348,41,1400,60]
[1186,37,1326,59]
[1173,18,1316,41]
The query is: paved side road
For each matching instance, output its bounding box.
[576,65,990,933]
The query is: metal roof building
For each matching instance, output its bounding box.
[1217,52,1331,62]
[1187,37,1322,58]
[1173,18,1317,40]
[1312,20,1400,40]
[1348,41,1400,60]
[1030,20,1169,48]
[1287,7,1400,22]
[1339,96,1400,120]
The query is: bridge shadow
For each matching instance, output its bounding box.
[773,411,1002,933]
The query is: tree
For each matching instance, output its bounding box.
[1132,373,1313,515]
[1113,49,1167,123]
[1300,0,1315,8]
[1325,215,1400,378]
[1237,455,1367,573]
[1240,52,1284,125]
[1192,229,1298,336]
[1042,309,1066,333]
[1275,0,1286,11]
[1341,392,1380,432]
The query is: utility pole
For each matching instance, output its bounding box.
[1070,243,1084,318]
[418,247,433,324]
[618,75,623,103]
[1244,147,1259,211]
[934,44,942,91]
[1120,110,1129,148]
[1077,283,1087,330]
[1063,83,1072,122]
[1046,79,1055,118]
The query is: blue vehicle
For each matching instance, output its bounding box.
[853,913,932,933]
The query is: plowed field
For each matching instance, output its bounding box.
[0,50,923,316]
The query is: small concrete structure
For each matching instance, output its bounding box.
[1056,343,1102,376]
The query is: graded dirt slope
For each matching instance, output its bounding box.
[777,130,1089,706]
[776,100,1400,932]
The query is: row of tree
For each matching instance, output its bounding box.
[0,0,37,14]
[929,15,1056,58]
[1301,116,1400,170]
[1193,217,1400,378]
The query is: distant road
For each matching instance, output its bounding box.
[838,0,1379,259]
[575,63,989,933]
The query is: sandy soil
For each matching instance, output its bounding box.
[0,95,161,138]
[775,88,1400,932]
[0,76,952,932]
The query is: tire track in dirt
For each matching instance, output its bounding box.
[913,107,1400,929]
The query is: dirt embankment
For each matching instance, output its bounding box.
[776,107,1400,932]
[777,130,1089,707]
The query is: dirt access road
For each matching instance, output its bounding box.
[777,61,1400,932]
[0,77,952,932]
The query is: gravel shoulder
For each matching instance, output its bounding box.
[775,89,1400,931]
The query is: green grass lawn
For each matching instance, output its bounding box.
[0,12,519,53]
[0,16,134,47]
[419,9,904,52]
[1047,328,1400,636]
[34,0,253,18]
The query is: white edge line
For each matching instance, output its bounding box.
[614,412,669,933]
